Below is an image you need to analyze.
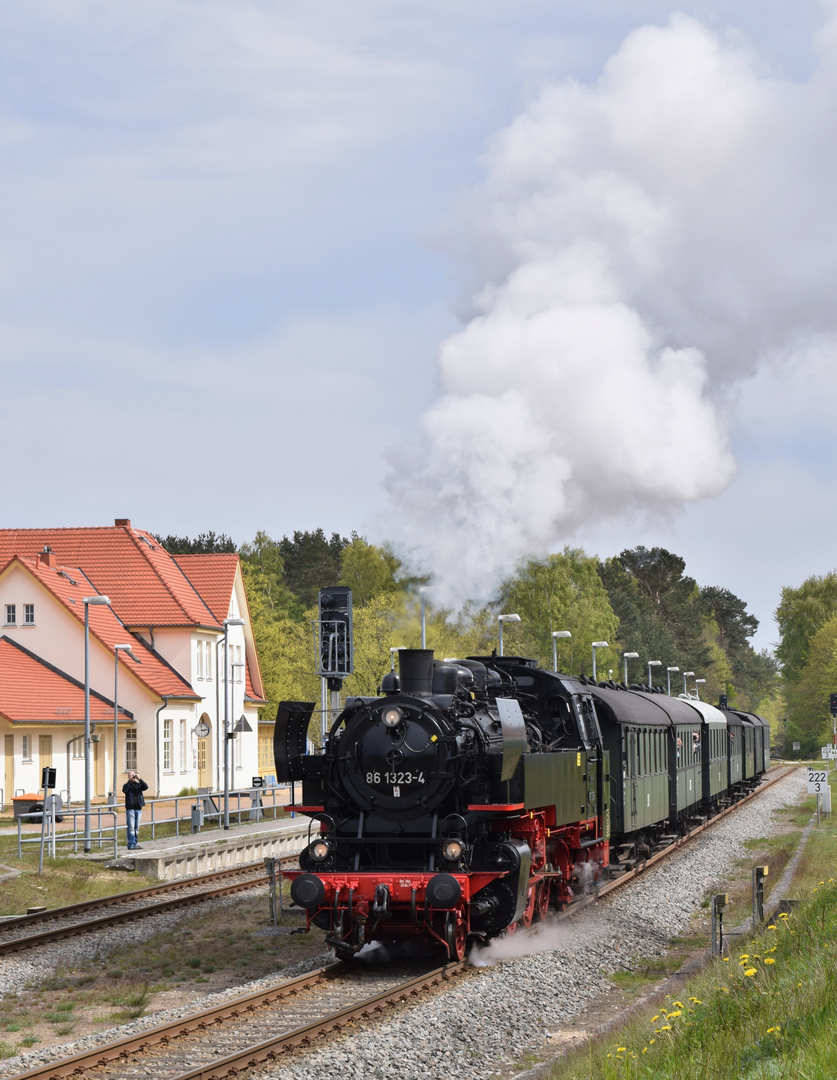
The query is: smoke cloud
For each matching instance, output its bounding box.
[386,12,837,603]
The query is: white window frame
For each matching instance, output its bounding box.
[179,718,187,772]
[163,719,173,773]
[205,642,212,680]
[196,640,203,680]
[21,735,32,762]
[23,604,34,625]
[125,728,137,772]
[4,604,15,626]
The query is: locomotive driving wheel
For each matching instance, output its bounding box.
[445,911,467,961]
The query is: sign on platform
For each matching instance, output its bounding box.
[821,746,837,759]
[807,766,828,793]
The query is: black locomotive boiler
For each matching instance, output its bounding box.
[274,649,769,960]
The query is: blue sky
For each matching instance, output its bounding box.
[3,1,836,652]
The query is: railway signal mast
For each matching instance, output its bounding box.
[316,587,354,744]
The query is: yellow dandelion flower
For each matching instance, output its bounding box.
[650,1039,656,1044]
[723,957,730,962]
[720,987,730,994]
[739,954,750,960]
[767,924,777,930]
[798,982,803,987]
[744,968,758,977]
[767,1027,776,1033]
[764,958,776,965]
[689,997,702,1004]
[617,1047,627,1052]
[672,1001,684,1008]
[819,881,825,885]
[668,1011,683,1018]
[779,912,790,919]
[768,946,777,952]
[607,1053,612,1058]
[660,1025,671,1031]
[651,1015,660,1022]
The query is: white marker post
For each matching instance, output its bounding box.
[808,765,828,825]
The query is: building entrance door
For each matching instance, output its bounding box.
[39,735,53,770]
[198,737,209,789]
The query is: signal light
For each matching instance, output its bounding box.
[830,692,837,718]
[317,586,353,678]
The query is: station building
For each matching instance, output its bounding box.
[0,520,267,805]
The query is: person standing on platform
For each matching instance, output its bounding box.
[122,770,148,851]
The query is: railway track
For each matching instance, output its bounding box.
[10,960,468,1080]
[0,862,293,956]
[2,768,796,1080]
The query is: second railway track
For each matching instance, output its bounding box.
[0,862,295,956]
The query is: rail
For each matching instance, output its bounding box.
[15,784,293,858]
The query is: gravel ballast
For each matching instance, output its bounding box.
[0,770,808,1080]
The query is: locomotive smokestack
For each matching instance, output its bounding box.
[398,649,435,695]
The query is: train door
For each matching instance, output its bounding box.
[628,730,638,829]
[578,695,602,823]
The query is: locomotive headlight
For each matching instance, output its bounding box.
[310,839,331,862]
[382,706,403,728]
[442,839,463,862]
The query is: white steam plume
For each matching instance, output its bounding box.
[386,12,837,603]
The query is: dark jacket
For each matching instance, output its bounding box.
[122,778,148,809]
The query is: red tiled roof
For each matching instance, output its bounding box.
[0,636,133,723]
[0,525,221,628]
[0,555,199,701]
[173,554,238,625]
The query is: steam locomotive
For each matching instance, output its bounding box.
[274,649,769,961]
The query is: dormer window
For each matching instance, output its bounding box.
[4,604,15,625]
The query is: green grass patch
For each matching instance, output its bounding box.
[548,803,837,1080]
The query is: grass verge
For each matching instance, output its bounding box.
[547,797,837,1080]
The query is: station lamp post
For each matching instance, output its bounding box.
[683,671,695,696]
[222,617,246,829]
[623,651,639,684]
[498,614,521,657]
[666,666,679,696]
[83,595,111,853]
[695,678,706,701]
[551,630,571,673]
[591,641,608,682]
[113,644,136,807]
[647,659,662,689]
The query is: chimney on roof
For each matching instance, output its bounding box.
[114,518,131,528]
[39,545,55,568]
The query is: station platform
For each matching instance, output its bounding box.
[104,812,315,881]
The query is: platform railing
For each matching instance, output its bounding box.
[15,783,292,857]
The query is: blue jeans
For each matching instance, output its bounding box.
[126,808,142,849]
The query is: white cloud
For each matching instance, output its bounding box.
[386,11,837,605]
